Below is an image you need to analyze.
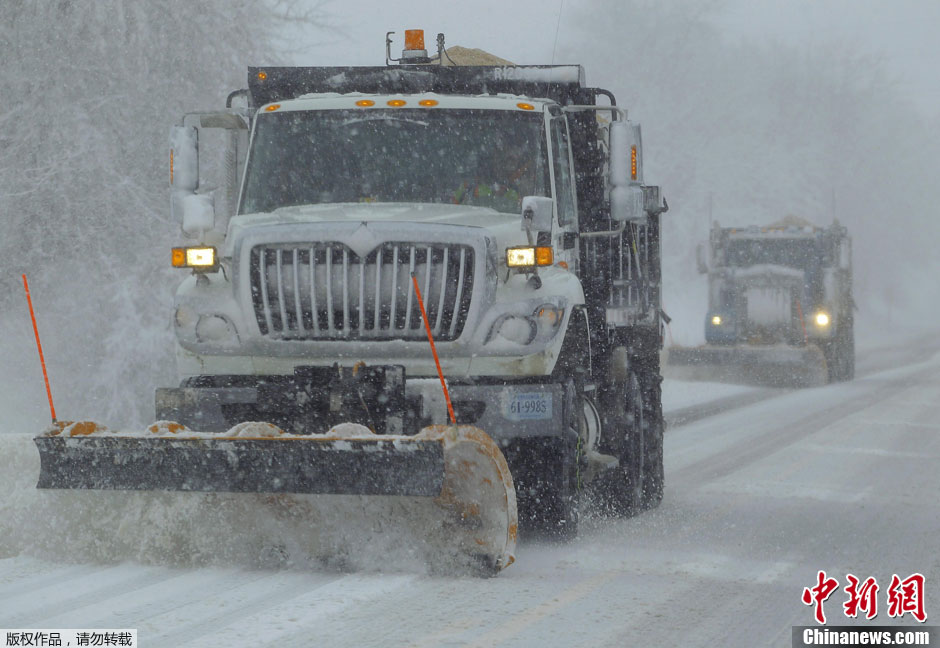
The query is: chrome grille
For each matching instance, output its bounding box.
[250,242,474,341]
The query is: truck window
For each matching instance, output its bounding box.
[725,239,819,270]
[550,117,577,226]
[240,108,550,215]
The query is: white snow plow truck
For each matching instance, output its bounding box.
[669,216,854,386]
[34,31,668,574]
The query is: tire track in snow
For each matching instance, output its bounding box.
[11,567,276,630]
[180,573,417,648]
[0,558,94,601]
[143,570,408,647]
[463,570,617,647]
[0,563,168,627]
[670,361,935,488]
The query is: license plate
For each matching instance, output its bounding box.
[502,392,552,421]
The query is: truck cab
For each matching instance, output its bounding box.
[174,92,586,380]
[702,218,855,382]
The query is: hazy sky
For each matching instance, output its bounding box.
[290,0,939,117]
[712,0,940,117]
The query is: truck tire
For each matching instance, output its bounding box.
[824,326,855,383]
[539,379,581,540]
[532,477,579,541]
[522,457,579,541]
[638,370,664,510]
[516,379,580,541]
[822,340,839,383]
[592,372,645,516]
[841,325,855,381]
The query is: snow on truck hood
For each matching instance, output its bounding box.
[225,202,528,251]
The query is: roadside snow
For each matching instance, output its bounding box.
[661,379,762,413]
[3,350,939,647]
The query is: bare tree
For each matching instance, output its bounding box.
[560,0,940,343]
[0,0,327,426]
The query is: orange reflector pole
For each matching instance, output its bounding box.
[405,29,425,50]
[22,275,56,424]
[411,273,457,425]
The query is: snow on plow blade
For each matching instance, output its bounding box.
[34,422,517,574]
[667,344,828,387]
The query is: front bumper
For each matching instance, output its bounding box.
[156,374,572,443]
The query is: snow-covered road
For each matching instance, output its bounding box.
[2,345,938,646]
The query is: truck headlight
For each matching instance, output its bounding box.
[711,315,722,326]
[506,246,553,269]
[196,315,238,343]
[814,312,830,327]
[493,315,537,345]
[172,246,218,272]
[175,305,196,328]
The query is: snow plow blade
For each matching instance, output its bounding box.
[33,421,517,574]
[35,433,444,495]
[666,344,828,387]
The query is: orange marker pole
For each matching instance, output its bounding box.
[22,274,57,424]
[411,273,457,425]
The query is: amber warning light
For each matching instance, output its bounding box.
[405,29,425,51]
[400,28,430,63]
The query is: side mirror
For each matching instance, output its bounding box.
[610,186,644,223]
[609,120,646,222]
[521,196,554,234]
[170,124,215,235]
[170,114,248,239]
[170,126,198,193]
[609,121,642,184]
[181,193,215,238]
[696,243,709,274]
[839,239,852,270]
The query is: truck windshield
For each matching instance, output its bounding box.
[240,108,550,214]
[726,238,819,269]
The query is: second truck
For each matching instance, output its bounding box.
[34,31,668,573]
[669,216,854,386]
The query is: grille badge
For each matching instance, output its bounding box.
[346,222,384,259]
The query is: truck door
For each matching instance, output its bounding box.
[549,114,579,273]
